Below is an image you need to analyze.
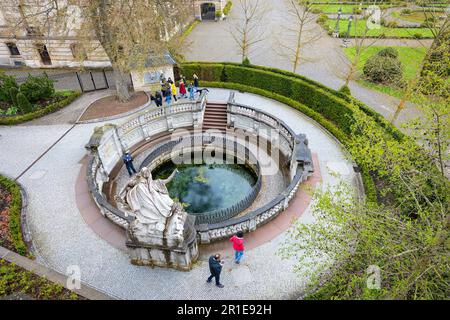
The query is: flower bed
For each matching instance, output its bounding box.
[0,175,27,256]
[0,260,81,300]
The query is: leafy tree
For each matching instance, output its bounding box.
[363,53,403,85]
[280,109,449,299]
[19,74,55,103]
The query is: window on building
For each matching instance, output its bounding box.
[70,43,87,60]
[35,43,52,65]
[6,43,20,56]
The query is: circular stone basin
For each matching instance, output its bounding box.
[152,160,257,215]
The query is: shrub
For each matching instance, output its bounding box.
[377,47,399,59]
[312,8,322,14]
[215,10,222,18]
[413,32,423,39]
[19,74,55,103]
[363,54,402,84]
[0,73,18,103]
[401,8,411,14]
[242,57,251,66]
[9,87,19,106]
[338,85,351,96]
[353,8,362,14]
[16,92,33,114]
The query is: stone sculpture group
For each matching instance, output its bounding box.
[116,166,198,270]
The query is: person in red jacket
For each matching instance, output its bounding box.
[230,231,245,264]
[178,80,187,98]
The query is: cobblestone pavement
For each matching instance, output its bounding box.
[182,0,432,126]
[0,88,358,299]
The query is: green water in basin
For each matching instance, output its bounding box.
[152,161,257,214]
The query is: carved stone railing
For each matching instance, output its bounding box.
[91,91,208,175]
[85,92,207,228]
[226,92,298,175]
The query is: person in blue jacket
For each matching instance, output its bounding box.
[206,254,224,288]
[123,152,137,176]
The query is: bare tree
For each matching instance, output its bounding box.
[275,0,324,73]
[1,0,193,102]
[229,0,269,62]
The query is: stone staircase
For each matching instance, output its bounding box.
[202,103,227,131]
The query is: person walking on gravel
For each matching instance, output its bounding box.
[207,254,225,288]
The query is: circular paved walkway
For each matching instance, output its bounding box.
[0,88,359,299]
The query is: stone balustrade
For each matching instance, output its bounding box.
[85,90,314,244]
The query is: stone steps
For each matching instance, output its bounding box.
[203,103,227,131]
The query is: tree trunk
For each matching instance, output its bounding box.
[113,66,132,103]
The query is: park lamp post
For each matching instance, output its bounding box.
[332,7,342,38]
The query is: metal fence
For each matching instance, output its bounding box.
[4,68,131,93]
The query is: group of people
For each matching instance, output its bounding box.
[207,231,245,289]
[150,74,200,107]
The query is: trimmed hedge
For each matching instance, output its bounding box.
[180,62,404,140]
[0,175,27,256]
[178,62,406,203]
[0,91,81,125]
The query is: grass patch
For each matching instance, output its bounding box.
[343,45,428,98]
[312,4,360,13]
[324,18,435,38]
[392,10,446,23]
[312,3,394,13]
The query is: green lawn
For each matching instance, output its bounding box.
[325,18,435,38]
[343,45,428,98]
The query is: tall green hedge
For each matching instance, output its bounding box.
[180,62,404,141]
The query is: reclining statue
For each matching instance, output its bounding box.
[116,166,183,243]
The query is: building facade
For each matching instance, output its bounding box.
[0,1,195,70]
